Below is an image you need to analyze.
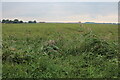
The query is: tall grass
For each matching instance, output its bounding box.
[2,23,118,78]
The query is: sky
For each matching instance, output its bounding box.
[2,2,118,23]
[1,0,119,2]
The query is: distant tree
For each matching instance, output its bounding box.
[1,19,39,24]
[9,20,13,23]
[19,20,23,23]
[2,19,6,23]
[39,22,45,23]
[33,20,36,23]
[6,19,10,23]
[28,20,37,23]
[2,19,9,23]
[28,21,33,23]
[2,19,24,23]
[13,19,19,23]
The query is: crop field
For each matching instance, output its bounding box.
[2,23,119,78]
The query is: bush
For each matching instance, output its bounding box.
[83,31,118,58]
[41,40,61,57]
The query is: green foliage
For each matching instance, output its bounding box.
[2,19,24,23]
[41,40,60,56]
[83,31,118,58]
[2,23,118,78]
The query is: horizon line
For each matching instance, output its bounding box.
[1,19,118,23]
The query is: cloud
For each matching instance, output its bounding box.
[2,2,118,23]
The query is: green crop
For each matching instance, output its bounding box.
[2,23,119,78]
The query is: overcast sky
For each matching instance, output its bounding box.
[2,2,118,23]
[1,0,119,2]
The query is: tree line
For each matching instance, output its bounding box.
[1,19,37,23]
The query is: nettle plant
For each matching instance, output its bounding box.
[83,31,118,58]
[41,40,60,56]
